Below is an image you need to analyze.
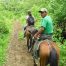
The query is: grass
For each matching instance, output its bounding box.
[0,12,14,66]
[0,34,9,66]
[18,31,24,40]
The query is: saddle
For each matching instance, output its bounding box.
[26,26,38,36]
[39,34,52,40]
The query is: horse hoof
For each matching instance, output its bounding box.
[34,63,37,66]
[28,48,31,52]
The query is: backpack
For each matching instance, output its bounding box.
[27,16,34,24]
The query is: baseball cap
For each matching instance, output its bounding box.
[39,8,48,13]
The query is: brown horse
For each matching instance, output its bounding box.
[25,28,32,52]
[25,26,37,52]
[25,26,60,66]
[33,40,60,66]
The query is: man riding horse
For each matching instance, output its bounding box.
[32,8,57,65]
[33,7,53,56]
[24,10,36,52]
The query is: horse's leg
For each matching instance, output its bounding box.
[27,35,32,52]
[50,48,58,66]
[33,59,37,66]
[39,47,48,66]
[50,43,60,66]
[26,36,30,50]
[29,36,32,51]
[55,46,60,66]
[55,43,60,66]
[40,56,47,66]
[39,42,50,66]
[56,55,59,66]
[54,48,60,66]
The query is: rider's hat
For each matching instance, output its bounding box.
[39,8,48,13]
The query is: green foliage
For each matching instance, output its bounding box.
[0,19,9,66]
[0,0,66,66]
[52,27,63,42]
[18,31,24,40]
[59,43,66,66]
[0,21,9,35]
[0,34,9,66]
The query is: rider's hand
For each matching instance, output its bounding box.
[34,34,41,39]
[34,34,37,39]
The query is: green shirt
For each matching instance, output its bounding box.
[41,15,53,34]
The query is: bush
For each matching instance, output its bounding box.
[0,20,9,35]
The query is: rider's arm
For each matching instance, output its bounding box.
[34,27,44,38]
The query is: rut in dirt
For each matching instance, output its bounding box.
[4,20,34,66]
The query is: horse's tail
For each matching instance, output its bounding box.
[50,47,58,66]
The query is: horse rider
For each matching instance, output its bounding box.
[24,10,35,30]
[24,10,35,37]
[33,8,53,62]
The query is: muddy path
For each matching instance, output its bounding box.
[4,20,33,66]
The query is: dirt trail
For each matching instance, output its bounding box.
[4,20,33,66]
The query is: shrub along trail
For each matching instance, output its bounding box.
[4,20,33,66]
